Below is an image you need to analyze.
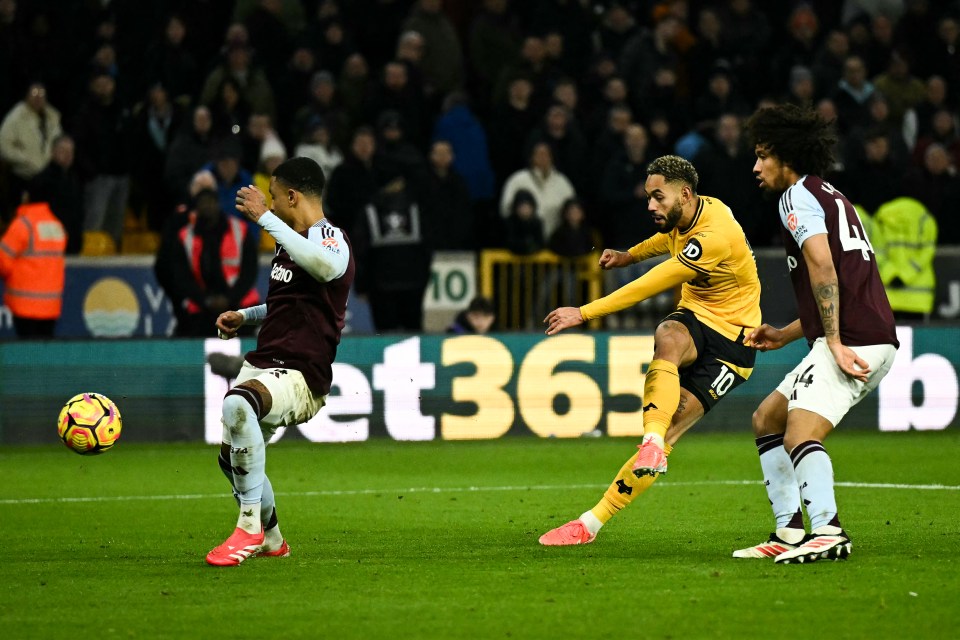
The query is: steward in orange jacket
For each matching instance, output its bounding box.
[154,189,260,336]
[0,201,67,337]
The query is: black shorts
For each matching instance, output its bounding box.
[661,308,756,413]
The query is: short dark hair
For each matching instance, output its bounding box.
[272,156,326,198]
[744,103,837,177]
[647,155,699,193]
[467,296,495,315]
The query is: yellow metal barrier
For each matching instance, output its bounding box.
[479,249,604,331]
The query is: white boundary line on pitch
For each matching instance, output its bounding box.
[3,479,959,505]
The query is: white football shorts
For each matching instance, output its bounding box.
[775,337,897,426]
[231,361,327,433]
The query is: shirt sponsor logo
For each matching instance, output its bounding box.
[270,264,293,283]
[787,213,798,231]
[681,238,703,260]
[322,237,339,249]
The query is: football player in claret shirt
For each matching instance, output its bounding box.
[737,104,899,564]
[205,157,355,566]
[539,155,762,546]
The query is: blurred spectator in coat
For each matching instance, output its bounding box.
[154,187,259,337]
[467,0,522,114]
[353,175,432,332]
[694,112,771,246]
[927,16,960,101]
[500,141,575,238]
[831,55,876,134]
[205,76,252,139]
[239,113,287,175]
[199,42,276,123]
[0,200,66,338]
[28,135,83,255]
[197,138,256,238]
[141,14,200,105]
[292,70,349,151]
[325,126,389,236]
[338,53,372,124]
[901,143,960,244]
[446,295,496,334]
[164,105,217,207]
[363,60,429,149]
[872,49,926,127]
[432,91,495,203]
[0,83,61,219]
[488,76,539,187]
[424,139,473,251]
[597,124,655,247]
[402,0,464,98]
[548,198,600,258]
[503,188,544,255]
[842,127,904,216]
[72,69,131,250]
[912,108,960,168]
[812,29,850,100]
[525,104,588,195]
[909,76,953,140]
[129,83,184,232]
[294,116,343,182]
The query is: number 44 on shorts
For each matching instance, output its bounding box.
[790,364,815,400]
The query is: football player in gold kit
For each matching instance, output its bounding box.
[540,155,762,545]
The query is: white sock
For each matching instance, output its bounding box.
[237,501,261,534]
[579,510,604,535]
[643,433,665,448]
[790,440,839,531]
[756,434,802,529]
[222,394,266,504]
[264,523,284,548]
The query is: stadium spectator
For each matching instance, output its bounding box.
[467,0,523,114]
[274,46,320,145]
[525,103,588,196]
[910,75,953,141]
[293,116,344,182]
[769,4,821,99]
[324,126,387,237]
[539,155,761,547]
[830,55,876,134]
[154,187,260,337]
[596,1,640,61]
[72,68,130,250]
[493,34,559,115]
[499,141,575,238]
[872,49,926,127]
[911,108,960,167]
[901,142,960,244]
[873,196,938,322]
[207,156,354,566]
[783,65,817,107]
[336,53,372,125]
[548,197,599,258]
[446,295,496,334]
[0,199,66,338]
[424,139,473,251]
[0,82,62,220]
[503,188,544,256]
[927,16,960,99]
[363,60,429,150]
[129,83,184,232]
[403,0,464,99]
[140,14,200,105]
[842,127,904,215]
[239,113,287,175]
[198,138,256,237]
[597,123,654,247]
[694,112,771,245]
[28,135,83,255]
[205,76,252,140]
[353,175,432,333]
[164,105,217,207]
[741,103,899,564]
[488,76,539,187]
[431,91,496,205]
[292,70,349,152]
[199,40,276,124]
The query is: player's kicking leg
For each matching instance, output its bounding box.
[207,383,275,566]
[539,390,702,546]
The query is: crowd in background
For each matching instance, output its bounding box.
[0,0,959,333]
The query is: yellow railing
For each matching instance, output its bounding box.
[479,249,604,331]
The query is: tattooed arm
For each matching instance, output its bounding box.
[801,234,870,382]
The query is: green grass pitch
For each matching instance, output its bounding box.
[3,431,959,639]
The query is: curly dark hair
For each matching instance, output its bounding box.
[744,103,837,177]
[647,154,699,193]
[273,156,326,198]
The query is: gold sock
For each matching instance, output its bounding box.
[642,359,680,439]
[590,443,674,523]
